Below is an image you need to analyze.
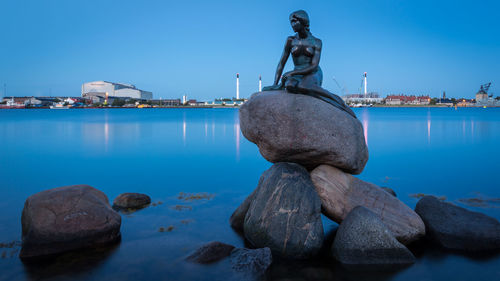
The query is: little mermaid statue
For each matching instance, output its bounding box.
[262,10,356,118]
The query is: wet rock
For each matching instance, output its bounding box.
[239,90,368,174]
[113,193,151,209]
[230,188,258,232]
[381,187,396,197]
[230,247,272,275]
[20,185,121,259]
[244,163,324,259]
[415,196,500,251]
[186,241,235,264]
[332,206,416,268]
[310,165,425,244]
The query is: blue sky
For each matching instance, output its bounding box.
[0,0,499,100]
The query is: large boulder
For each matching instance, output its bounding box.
[310,165,425,244]
[332,206,415,268]
[20,185,121,259]
[415,196,500,251]
[239,90,368,174]
[230,188,258,232]
[244,163,324,259]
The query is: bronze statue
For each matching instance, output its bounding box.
[263,10,356,118]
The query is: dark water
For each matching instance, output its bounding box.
[0,108,499,280]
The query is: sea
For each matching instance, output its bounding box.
[0,107,499,281]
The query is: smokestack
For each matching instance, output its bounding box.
[364,72,367,96]
[259,75,262,92]
[236,73,240,99]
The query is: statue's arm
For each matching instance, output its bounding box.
[289,39,322,76]
[273,36,293,85]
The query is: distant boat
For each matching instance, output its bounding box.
[50,103,70,109]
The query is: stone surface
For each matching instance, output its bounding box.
[230,247,272,275]
[310,165,425,244]
[230,188,258,232]
[239,90,368,174]
[20,185,121,259]
[332,206,415,268]
[381,187,397,197]
[113,193,151,209]
[186,241,235,264]
[244,163,324,259]
[415,196,500,251]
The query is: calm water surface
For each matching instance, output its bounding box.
[0,108,499,280]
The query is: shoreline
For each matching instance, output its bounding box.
[1,105,500,110]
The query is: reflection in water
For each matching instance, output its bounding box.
[427,110,431,144]
[182,113,187,145]
[471,120,474,138]
[462,118,466,139]
[235,123,240,161]
[361,109,369,145]
[22,241,120,280]
[204,121,208,141]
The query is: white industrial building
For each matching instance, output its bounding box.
[81,81,153,101]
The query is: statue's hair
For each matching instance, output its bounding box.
[290,10,310,32]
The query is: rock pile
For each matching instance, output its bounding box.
[234,90,424,267]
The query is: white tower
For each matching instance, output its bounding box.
[364,72,367,96]
[236,73,240,99]
[259,75,262,92]
[182,95,187,105]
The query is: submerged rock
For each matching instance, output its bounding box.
[186,241,235,264]
[113,193,151,209]
[244,163,324,259]
[381,187,397,197]
[310,165,425,244]
[20,185,121,259]
[239,90,368,174]
[230,247,272,275]
[415,196,500,251]
[332,206,415,269]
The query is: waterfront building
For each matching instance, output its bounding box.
[385,95,430,105]
[342,93,383,104]
[81,81,153,102]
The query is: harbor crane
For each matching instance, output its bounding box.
[332,76,348,96]
[479,82,492,97]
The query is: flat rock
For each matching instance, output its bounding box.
[332,206,415,268]
[415,196,500,251]
[230,247,272,275]
[186,241,235,264]
[239,90,368,174]
[20,185,121,259]
[310,165,425,244]
[113,193,151,209]
[244,163,324,259]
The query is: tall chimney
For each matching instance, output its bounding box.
[364,72,367,96]
[259,75,262,92]
[236,73,240,99]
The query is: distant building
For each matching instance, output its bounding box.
[81,81,152,102]
[342,92,383,104]
[385,95,430,105]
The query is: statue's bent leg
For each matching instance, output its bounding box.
[297,83,357,118]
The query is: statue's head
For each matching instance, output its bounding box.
[289,10,310,32]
